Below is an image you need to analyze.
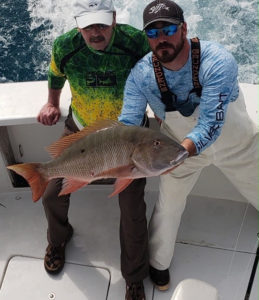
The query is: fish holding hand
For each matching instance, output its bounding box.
[7,120,189,202]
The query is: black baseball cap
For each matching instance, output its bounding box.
[143,0,184,29]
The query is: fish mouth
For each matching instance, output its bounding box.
[170,150,189,166]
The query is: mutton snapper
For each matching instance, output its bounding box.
[7,120,188,202]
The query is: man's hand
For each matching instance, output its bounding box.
[37,88,62,126]
[154,114,162,126]
[162,139,196,175]
[37,103,61,126]
[181,138,196,157]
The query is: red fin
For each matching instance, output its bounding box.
[96,164,135,178]
[7,163,48,202]
[109,178,134,198]
[59,178,89,196]
[46,120,123,158]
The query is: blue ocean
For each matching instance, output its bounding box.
[0,0,258,83]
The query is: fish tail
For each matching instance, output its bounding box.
[7,163,48,202]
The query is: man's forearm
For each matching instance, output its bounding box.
[48,88,62,107]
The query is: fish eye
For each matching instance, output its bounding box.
[153,140,161,147]
[80,149,85,153]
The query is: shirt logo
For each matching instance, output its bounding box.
[149,4,169,14]
[86,71,117,87]
[89,2,98,8]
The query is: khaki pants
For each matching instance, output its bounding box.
[42,111,149,283]
[148,91,258,270]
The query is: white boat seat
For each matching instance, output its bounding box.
[171,279,219,300]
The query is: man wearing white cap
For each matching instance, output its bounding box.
[37,0,150,299]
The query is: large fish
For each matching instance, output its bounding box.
[7,120,188,202]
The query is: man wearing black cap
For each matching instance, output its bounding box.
[120,0,258,291]
[37,0,151,299]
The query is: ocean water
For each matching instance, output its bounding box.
[0,0,258,83]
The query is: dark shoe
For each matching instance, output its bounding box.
[125,281,145,300]
[149,265,170,291]
[44,225,73,275]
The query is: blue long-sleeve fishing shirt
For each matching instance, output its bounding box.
[119,39,239,154]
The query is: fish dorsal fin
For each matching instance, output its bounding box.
[46,119,123,158]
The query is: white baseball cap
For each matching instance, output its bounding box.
[73,0,115,29]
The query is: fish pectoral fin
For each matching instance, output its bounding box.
[59,178,89,196]
[95,164,135,178]
[108,178,134,198]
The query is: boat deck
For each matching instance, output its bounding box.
[0,181,257,300]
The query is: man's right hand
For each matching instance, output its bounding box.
[37,103,61,126]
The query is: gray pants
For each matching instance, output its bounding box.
[42,112,149,283]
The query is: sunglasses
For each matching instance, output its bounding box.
[145,24,181,39]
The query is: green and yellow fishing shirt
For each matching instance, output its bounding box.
[48,24,150,127]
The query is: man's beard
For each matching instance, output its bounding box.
[153,34,185,63]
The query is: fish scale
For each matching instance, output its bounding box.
[91,127,134,177]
